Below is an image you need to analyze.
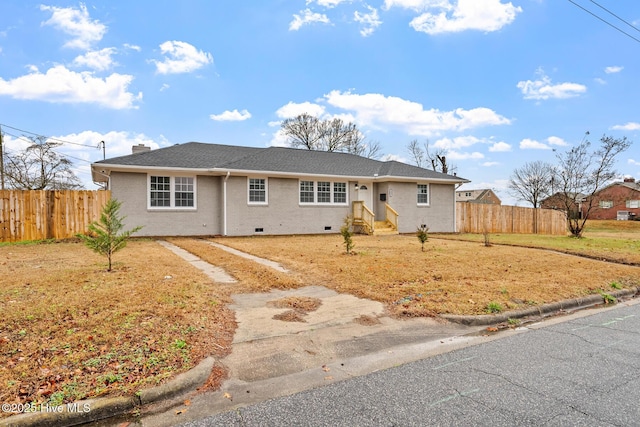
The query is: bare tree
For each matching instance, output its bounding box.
[406,139,455,174]
[3,136,83,190]
[554,134,631,237]
[280,114,380,159]
[508,160,554,208]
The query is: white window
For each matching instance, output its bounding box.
[248,178,267,204]
[174,177,194,207]
[299,180,348,205]
[149,176,196,209]
[626,200,640,208]
[599,200,613,209]
[333,182,346,203]
[317,181,331,203]
[417,184,429,205]
[300,181,315,203]
[465,192,472,197]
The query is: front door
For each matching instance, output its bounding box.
[357,181,374,212]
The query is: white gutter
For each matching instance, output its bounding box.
[223,171,230,236]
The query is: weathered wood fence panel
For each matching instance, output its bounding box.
[0,190,111,242]
[456,202,567,235]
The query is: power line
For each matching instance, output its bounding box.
[0,123,99,148]
[566,0,640,44]
[2,130,93,164]
[588,0,640,34]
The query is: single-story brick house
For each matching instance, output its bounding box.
[91,142,468,236]
[582,178,640,220]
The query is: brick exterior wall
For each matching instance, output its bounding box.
[583,183,640,220]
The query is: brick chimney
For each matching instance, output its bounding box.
[623,177,636,183]
[132,144,151,154]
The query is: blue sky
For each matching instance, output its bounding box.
[1,0,639,204]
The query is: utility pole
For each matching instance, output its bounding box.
[0,125,5,190]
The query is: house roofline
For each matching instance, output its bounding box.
[91,163,469,184]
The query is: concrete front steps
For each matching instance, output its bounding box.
[373,220,398,236]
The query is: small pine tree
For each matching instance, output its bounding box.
[340,216,355,254]
[416,224,429,251]
[77,199,142,271]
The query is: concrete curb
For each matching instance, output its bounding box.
[441,287,640,326]
[0,357,215,427]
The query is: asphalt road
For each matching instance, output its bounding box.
[179,300,640,427]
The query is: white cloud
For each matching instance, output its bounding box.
[520,138,551,150]
[72,47,117,71]
[40,4,106,50]
[489,141,511,152]
[354,6,382,37]
[605,66,623,74]
[290,9,331,31]
[276,101,326,118]
[210,109,252,121]
[628,159,640,166]
[408,0,522,35]
[269,128,290,147]
[594,77,606,85]
[433,135,481,149]
[160,83,170,91]
[324,90,510,135]
[447,150,484,160]
[383,0,450,12]
[290,9,331,30]
[517,69,586,100]
[0,65,141,109]
[611,122,640,131]
[482,161,500,166]
[123,43,141,52]
[380,153,409,163]
[546,136,567,146]
[153,41,213,74]
[311,0,351,7]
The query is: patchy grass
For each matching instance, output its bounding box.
[0,239,235,416]
[435,220,640,265]
[208,234,640,317]
[2,222,639,416]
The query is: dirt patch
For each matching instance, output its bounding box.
[353,314,382,326]
[267,296,322,313]
[268,296,322,323]
[272,310,308,323]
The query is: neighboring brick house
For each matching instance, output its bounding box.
[455,189,501,205]
[583,178,640,220]
[541,192,585,219]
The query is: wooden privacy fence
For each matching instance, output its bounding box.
[0,190,111,242]
[456,202,567,235]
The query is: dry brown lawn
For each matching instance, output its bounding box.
[211,234,640,317]
[2,226,639,416]
[0,239,235,416]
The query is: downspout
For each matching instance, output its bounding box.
[223,171,230,236]
[454,182,464,233]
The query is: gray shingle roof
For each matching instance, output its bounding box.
[95,142,466,182]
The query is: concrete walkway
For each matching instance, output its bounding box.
[205,240,289,273]
[156,240,237,283]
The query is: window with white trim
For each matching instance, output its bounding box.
[317,181,331,203]
[175,177,194,207]
[417,184,429,205]
[248,178,267,204]
[599,200,613,209]
[333,182,346,203]
[300,181,315,203]
[149,175,196,208]
[626,200,640,208]
[299,180,348,205]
